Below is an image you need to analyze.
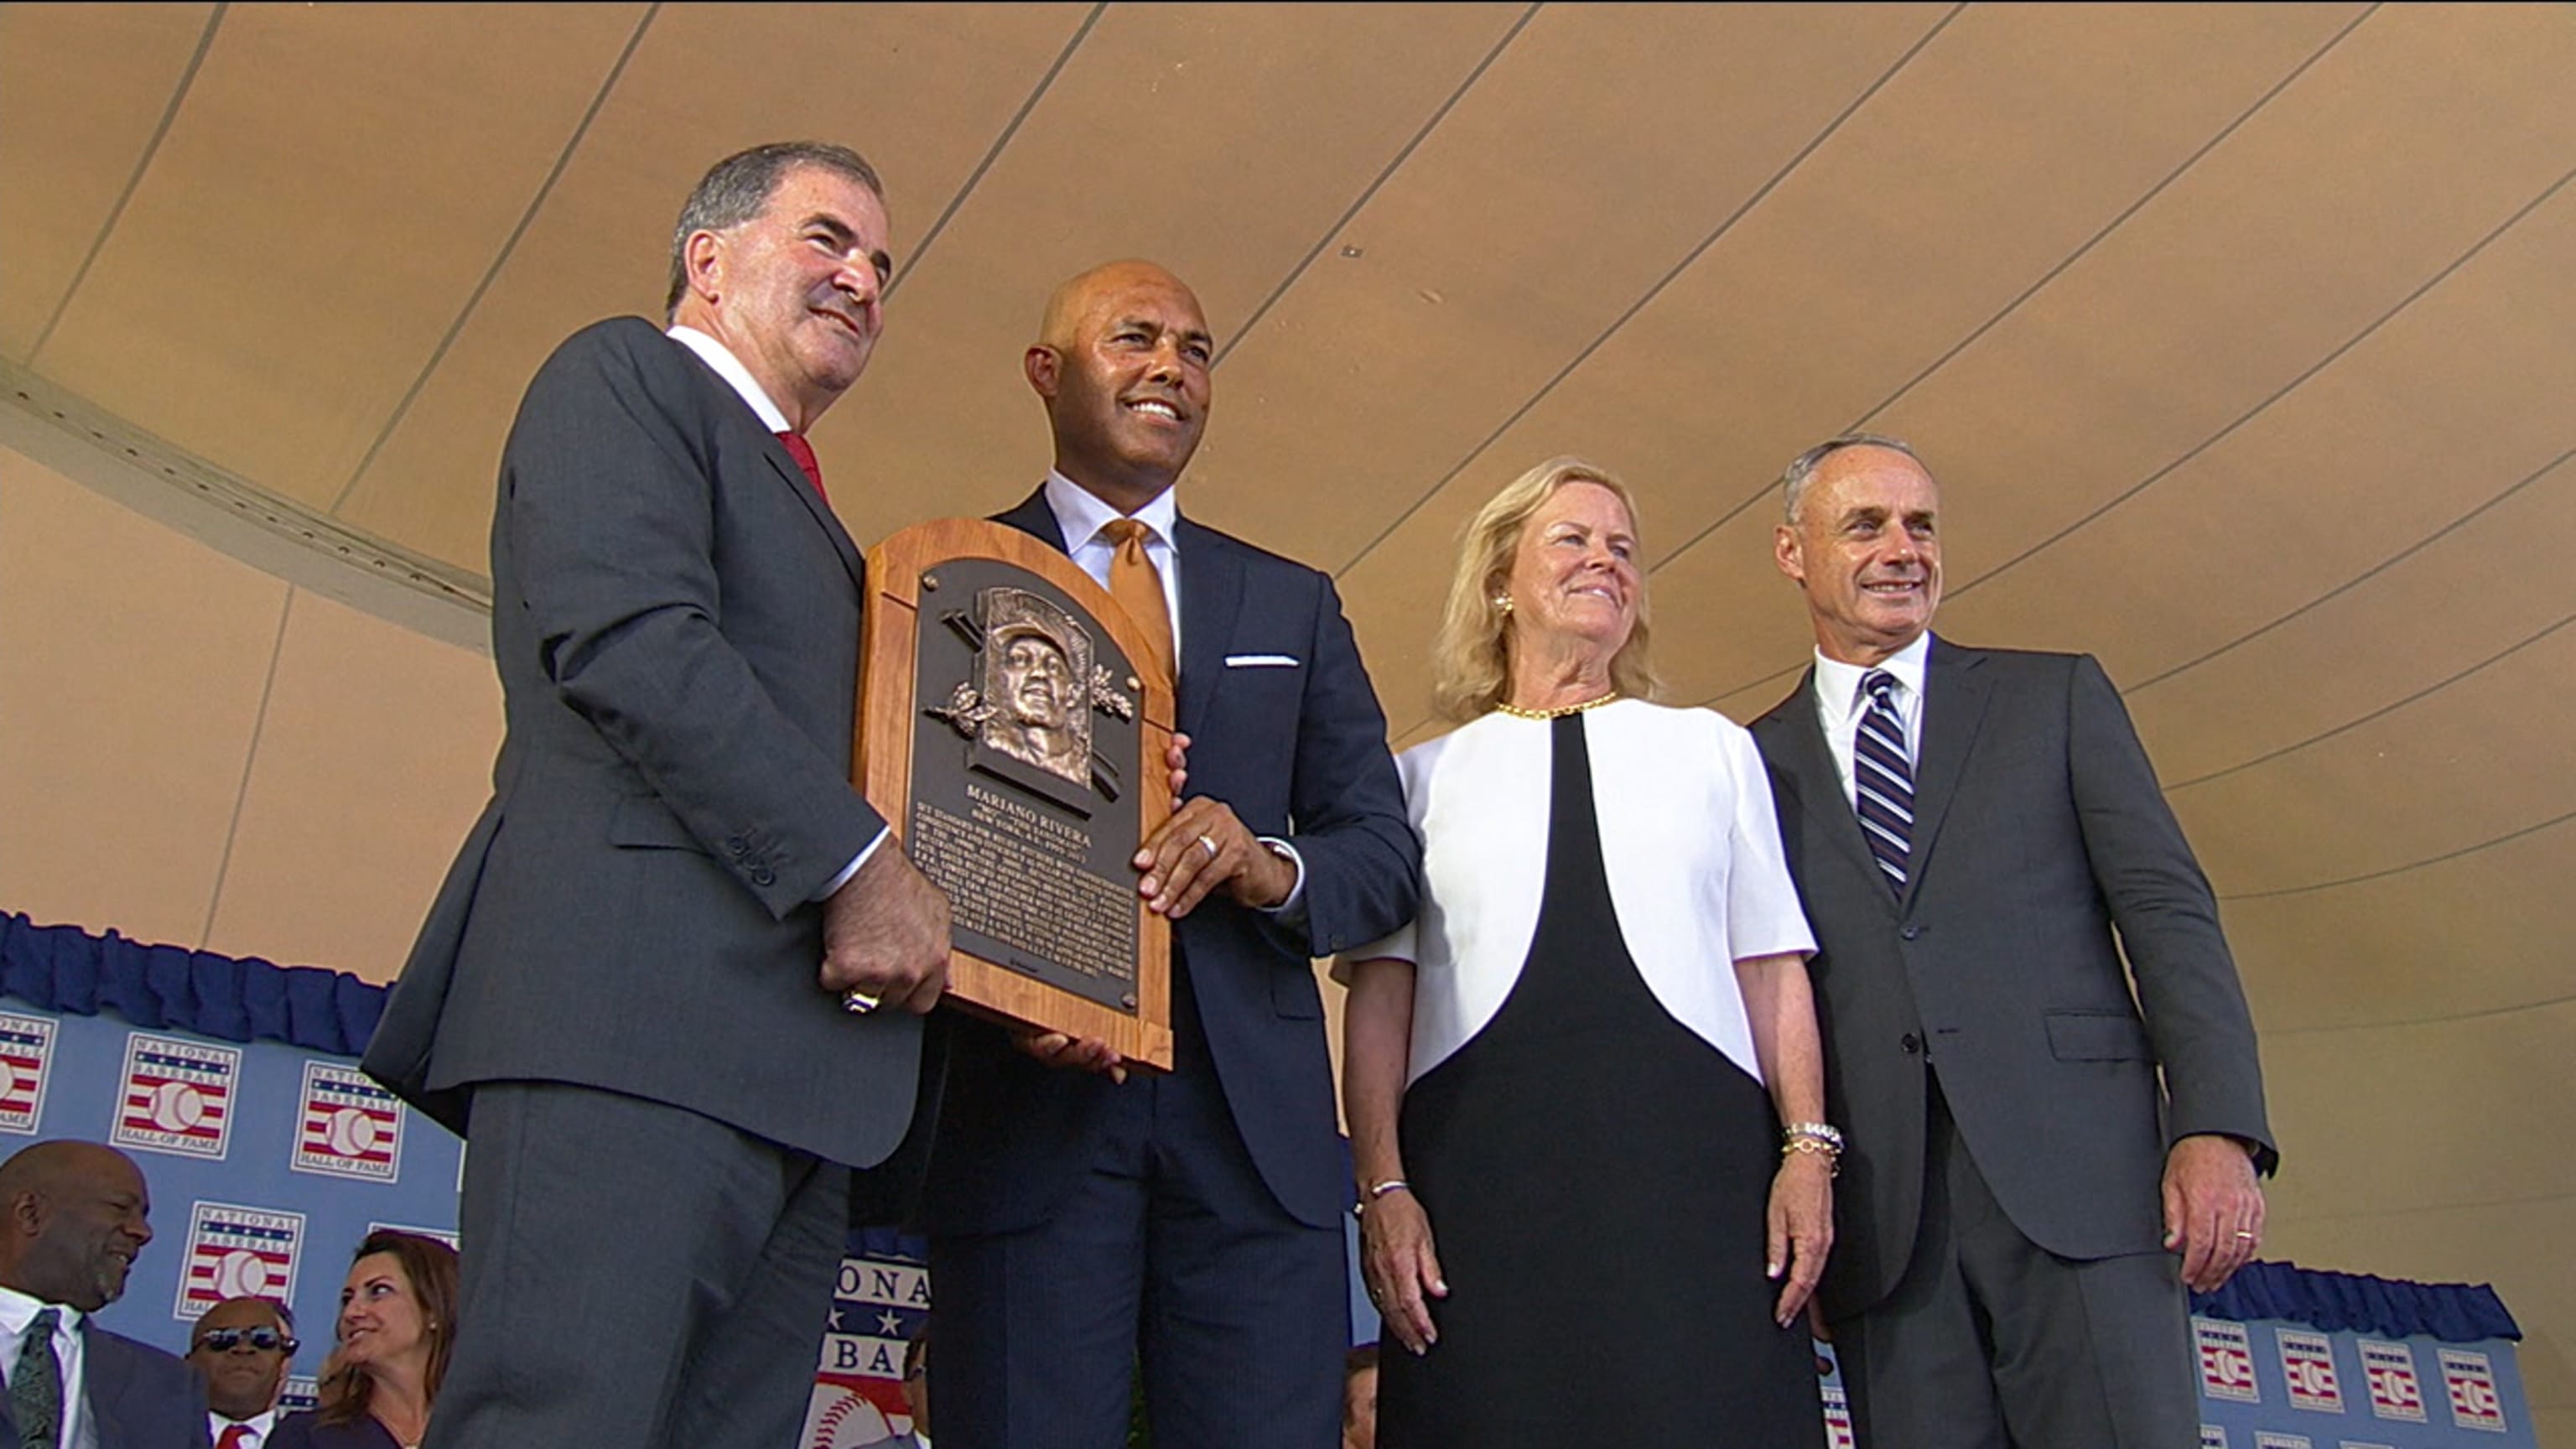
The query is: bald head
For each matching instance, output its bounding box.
[0,1140,154,1311]
[1026,260,1213,512]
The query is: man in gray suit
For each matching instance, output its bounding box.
[362,142,950,1449]
[1749,435,2277,1447]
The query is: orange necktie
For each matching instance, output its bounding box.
[1099,517,1176,686]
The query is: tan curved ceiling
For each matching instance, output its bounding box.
[3,3,2571,1433]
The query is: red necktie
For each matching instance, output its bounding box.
[776,431,828,505]
[217,1426,255,1449]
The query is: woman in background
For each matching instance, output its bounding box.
[269,1229,456,1449]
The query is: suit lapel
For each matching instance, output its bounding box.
[990,487,1064,551]
[1899,636,1991,911]
[761,438,865,589]
[80,1322,125,1447]
[1172,517,1240,736]
[1771,671,1898,913]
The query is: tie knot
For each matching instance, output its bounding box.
[1099,517,1153,549]
[1863,670,1899,709]
[24,1306,55,1338]
[774,431,826,501]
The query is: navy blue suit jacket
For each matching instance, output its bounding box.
[0,1322,211,1449]
[918,488,1420,1233]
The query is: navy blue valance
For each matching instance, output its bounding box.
[0,911,387,1057]
[2193,1259,2521,1343]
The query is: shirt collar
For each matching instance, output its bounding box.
[0,1281,82,1337]
[1813,630,1933,721]
[666,325,792,434]
[1044,470,1179,553]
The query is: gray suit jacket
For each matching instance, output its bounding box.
[1751,638,2274,1320]
[362,318,922,1168]
[0,1322,211,1449]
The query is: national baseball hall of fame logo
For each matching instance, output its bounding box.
[0,1012,60,1135]
[293,1061,405,1183]
[112,1032,239,1160]
[175,1201,304,1321]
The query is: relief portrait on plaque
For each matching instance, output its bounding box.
[856,520,1176,1070]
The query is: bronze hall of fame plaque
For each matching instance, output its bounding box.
[855,519,1176,1072]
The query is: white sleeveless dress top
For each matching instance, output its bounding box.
[1348,700,1816,1088]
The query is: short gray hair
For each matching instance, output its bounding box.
[664,142,885,317]
[1780,433,1924,524]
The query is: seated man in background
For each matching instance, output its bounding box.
[0,1139,212,1448]
[188,1296,298,1448]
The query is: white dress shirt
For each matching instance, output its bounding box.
[209,1408,278,1446]
[1810,630,1932,810]
[666,325,886,898]
[0,1285,95,1449]
[1036,473,1307,914]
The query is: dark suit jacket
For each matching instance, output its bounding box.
[1751,638,2274,1320]
[0,1322,212,1449]
[266,1410,398,1449]
[362,318,922,1169]
[917,488,1420,1233]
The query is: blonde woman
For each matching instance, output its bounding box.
[1339,459,1835,1446]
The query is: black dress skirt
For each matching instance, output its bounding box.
[1378,714,1824,1447]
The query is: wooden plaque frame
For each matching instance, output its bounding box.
[855,518,1176,1071]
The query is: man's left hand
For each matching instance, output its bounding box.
[2162,1133,2266,1292]
[1134,797,1293,919]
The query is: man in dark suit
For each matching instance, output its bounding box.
[924,260,1420,1448]
[185,1296,295,1448]
[0,1140,211,1449]
[1750,434,2277,1447]
[361,142,951,1449]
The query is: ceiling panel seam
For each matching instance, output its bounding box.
[328,2,662,517]
[199,588,298,949]
[1680,164,2576,714]
[1943,163,2576,605]
[1332,3,1971,584]
[884,3,1106,304]
[23,3,229,369]
[2216,805,2576,903]
[1654,3,2384,570]
[2130,446,2576,693]
[2262,991,2576,1037]
[1212,3,1542,371]
[2168,609,2574,792]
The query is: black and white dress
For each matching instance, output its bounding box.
[1361,702,1824,1446]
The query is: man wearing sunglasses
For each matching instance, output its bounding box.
[186,1299,297,1449]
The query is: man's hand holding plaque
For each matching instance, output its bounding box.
[819,844,953,1015]
[1135,793,1295,918]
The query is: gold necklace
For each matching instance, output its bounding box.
[1495,689,1621,720]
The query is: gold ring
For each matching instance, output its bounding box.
[1198,834,1218,860]
[2233,1230,2257,1240]
[843,989,881,1015]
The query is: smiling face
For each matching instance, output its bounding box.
[1000,632,1078,730]
[8,1145,153,1311]
[188,1297,293,1420]
[1504,480,1642,664]
[675,164,893,428]
[1775,444,1943,664]
[336,1251,428,1372]
[1028,262,1213,512]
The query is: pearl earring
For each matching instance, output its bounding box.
[1492,594,1513,613]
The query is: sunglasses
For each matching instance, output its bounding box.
[195,1327,299,1354]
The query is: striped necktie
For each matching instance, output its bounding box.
[1853,669,1915,895]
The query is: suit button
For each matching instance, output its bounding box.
[726,836,749,857]
[752,867,776,887]
[1900,924,1920,941]
[1900,1033,1921,1054]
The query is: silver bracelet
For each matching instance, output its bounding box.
[1351,1178,1411,1218]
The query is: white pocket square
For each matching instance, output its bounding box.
[1224,653,1301,667]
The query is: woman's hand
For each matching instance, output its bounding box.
[1360,1188,1447,1356]
[1766,1150,1834,1327]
